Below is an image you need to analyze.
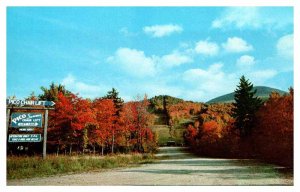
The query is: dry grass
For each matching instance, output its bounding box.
[7,153,156,180]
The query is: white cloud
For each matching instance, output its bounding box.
[144,83,183,98]
[222,37,253,53]
[119,27,137,37]
[195,40,219,56]
[236,55,255,68]
[62,74,76,85]
[107,47,193,77]
[276,34,293,59]
[118,79,183,102]
[249,70,278,85]
[143,24,183,38]
[182,63,237,101]
[212,7,260,29]
[182,62,279,101]
[212,7,293,30]
[61,74,106,98]
[107,47,156,77]
[183,63,225,83]
[249,70,277,80]
[160,51,193,67]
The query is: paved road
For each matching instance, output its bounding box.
[7,147,293,186]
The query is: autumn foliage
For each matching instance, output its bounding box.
[167,102,202,124]
[184,90,293,167]
[251,89,293,166]
[47,92,157,155]
[184,103,240,157]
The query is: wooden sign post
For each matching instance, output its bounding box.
[43,109,49,159]
[6,99,55,159]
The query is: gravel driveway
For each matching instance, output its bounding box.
[7,147,293,186]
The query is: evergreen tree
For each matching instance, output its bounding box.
[39,82,71,101]
[102,88,124,115]
[26,91,38,100]
[232,76,262,137]
[102,88,124,153]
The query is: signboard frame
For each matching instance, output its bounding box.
[10,112,43,128]
[6,101,55,159]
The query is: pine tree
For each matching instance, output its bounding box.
[102,88,124,115]
[39,82,71,101]
[232,76,262,137]
[102,88,124,153]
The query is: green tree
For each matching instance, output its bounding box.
[102,88,124,115]
[39,82,71,101]
[26,91,38,100]
[101,88,124,153]
[232,76,262,137]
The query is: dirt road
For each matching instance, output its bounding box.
[7,147,293,186]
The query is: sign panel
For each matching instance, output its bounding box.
[11,113,43,127]
[6,99,55,107]
[8,134,41,142]
[19,128,34,132]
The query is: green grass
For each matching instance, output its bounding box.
[151,124,185,145]
[7,153,157,180]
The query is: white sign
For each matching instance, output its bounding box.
[6,99,55,107]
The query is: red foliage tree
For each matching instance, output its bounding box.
[48,92,75,154]
[93,98,117,154]
[252,89,293,167]
[119,95,156,152]
[184,124,198,146]
[48,92,95,154]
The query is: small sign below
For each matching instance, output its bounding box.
[8,134,41,142]
[19,128,34,132]
[11,113,43,128]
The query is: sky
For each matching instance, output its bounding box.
[6,7,294,102]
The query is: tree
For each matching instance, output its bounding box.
[93,98,117,154]
[232,76,262,137]
[26,92,38,100]
[48,92,75,155]
[73,97,95,153]
[39,82,71,101]
[120,95,154,152]
[48,92,94,155]
[102,88,124,115]
[252,88,293,166]
[102,88,124,153]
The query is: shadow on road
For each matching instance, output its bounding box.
[122,146,293,184]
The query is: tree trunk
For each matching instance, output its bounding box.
[101,143,104,156]
[93,145,95,155]
[126,136,129,153]
[112,131,115,154]
[69,144,72,155]
[56,145,59,156]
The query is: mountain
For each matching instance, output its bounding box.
[206,86,287,104]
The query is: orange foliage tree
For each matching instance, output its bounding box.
[184,103,239,157]
[119,95,156,152]
[48,92,94,154]
[252,89,293,167]
[92,98,117,155]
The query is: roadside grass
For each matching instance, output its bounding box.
[7,153,157,180]
[151,124,185,146]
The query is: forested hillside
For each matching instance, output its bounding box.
[207,86,287,104]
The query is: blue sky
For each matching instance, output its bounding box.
[7,7,293,102]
